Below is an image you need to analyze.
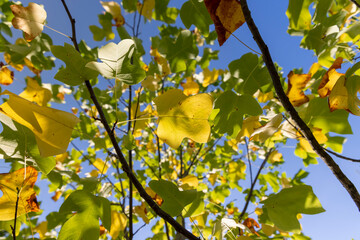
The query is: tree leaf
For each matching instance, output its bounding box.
[86,39,146,84]
[261,185,325,233]
[286,0,312,31]
[0,64,13,85]
[153,89,213,149]
[19,77,51,106]
[213,91,262,137]
[109,211,127,239]
[204,0,245,45]
[250,114,283,142]
[286,71,311,107]
[317,57,343,97]
[180,0,213,36]
[0,90,80,157]
[149,179,197,217]
[58,190,111,240]
[10,2,47,41]
[100,1,125,27]
[0,166,40,221]
[51,43,99,86]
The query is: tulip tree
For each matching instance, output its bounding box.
[0,0,359,239]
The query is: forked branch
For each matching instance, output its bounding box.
[239,0,360,211]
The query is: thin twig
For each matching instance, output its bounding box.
[128,85,134,240]
[245,137,253,186]
[165,222,171,240]
[229,32,261,55]
[156,135,162,179]
[133,223,146,236]
[324,148,360,163]
[60,0,200,238]
[183,144,203,177]
[239,0,360,211]
[10,187,20,240]
[239,149,274,221]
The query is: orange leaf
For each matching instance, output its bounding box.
[0,166,40,221]
[318,57,344,97]
[243,218,260,236]
[204,0,245,46]
[286,71,311,107]
[181,76,199,96]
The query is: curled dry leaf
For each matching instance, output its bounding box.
[204,0,245,46]
[0,166,40,221]
[10,2,47,41]
[318,57,344,97]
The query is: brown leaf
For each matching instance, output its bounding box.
[204,0,245,46]
[243,218,260,236]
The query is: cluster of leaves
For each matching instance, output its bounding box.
[0,0,359,239]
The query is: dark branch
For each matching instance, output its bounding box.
[350,0,360,8]
[324,148,360,163]
[239,0,360,211]
[59,0,200,238]
[239,149,273,221]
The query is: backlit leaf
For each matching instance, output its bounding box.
[0,166,40,221]
[149,179,197,217]
[180,0,213,36]
[0,90,80,157]
[19,77,51,106]
[51,43,99,86]
[261,185,325,233]
[204,0,245,45]
[100,1,125,27]
[318,57,343,97]
[286,71,311,107]
[58,190,111,240]
[10,2,47,41]
[153,89,213,149]
[0,65,13,85]
[286,0,312,31]
[109,211,127,239]
[251,114,283,142]
[137,0,155,20]
[86,39,146,84]
[181,76,199,96]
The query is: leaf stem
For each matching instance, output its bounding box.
[239,0,360,211]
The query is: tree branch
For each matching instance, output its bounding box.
[59,0,200,238]
[239,149,273,221]
[239,0,360,211]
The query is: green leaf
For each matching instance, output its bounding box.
[213,91,262,137]
[154,0,179,24]
[228,53,271,95]
[304,98,352,134]
[51,43,99,86]
[313,0,333,24]
[183,191,205,217]
[286,0,313,32]
[149,179,197,217]
[159,30,198,73]
[58,190,111,240]
[86,39,146,85]
[180,0,212,36]
[89,13,115,41]
[261,185,325,233]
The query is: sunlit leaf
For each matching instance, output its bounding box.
[286,71,311,107]
[100,1,125,26]
[10,2,47,41]
[153,89,213,149]
[0,90,80,157]
[137,0,155,20]
[181,76,199,96]
[318,57,344,98]
[19,77,51,106]
[86,39,146,84]
[109,211,127,239]
[261,185,325,233]
[0,64,13,85]
[286,0,312,31]
[180,0,213,36]
[0,166,40,221]
[204,0,245,45]
[251,114,283,142]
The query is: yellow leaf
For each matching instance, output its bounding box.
[204,0,245,46]
[227,138,238,151]
[202,68,222,87]
[92,158,109,174]
[208,173,218,186]
[24,57,41,75]
[0,90,80,157]
[150,48,171,76]
[286,71,311,107]
[180,175,198,190]
[329,75,349,112]
[34,221,48,239]
[141,74,161,91]
[0,166,40,221]
[51,190,62,202]
[19,77,52,106]
[100,1,125,26]
[134,202,149,224]
[137,0,155,20]
[153,89,213,149]
[110,211,128,239]
[268,150,283,163]
[318,57,344,97]
[250,114,283,142]
[89,169,99,177]
[4,53,23,71]
[236,116,262,140]
[0,65,14,85]
[10,2,47,41]
[181,76,199,96]
[55,152,68,163]
[254,90,274,103]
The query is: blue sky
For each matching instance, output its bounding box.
[2,0,360,239]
